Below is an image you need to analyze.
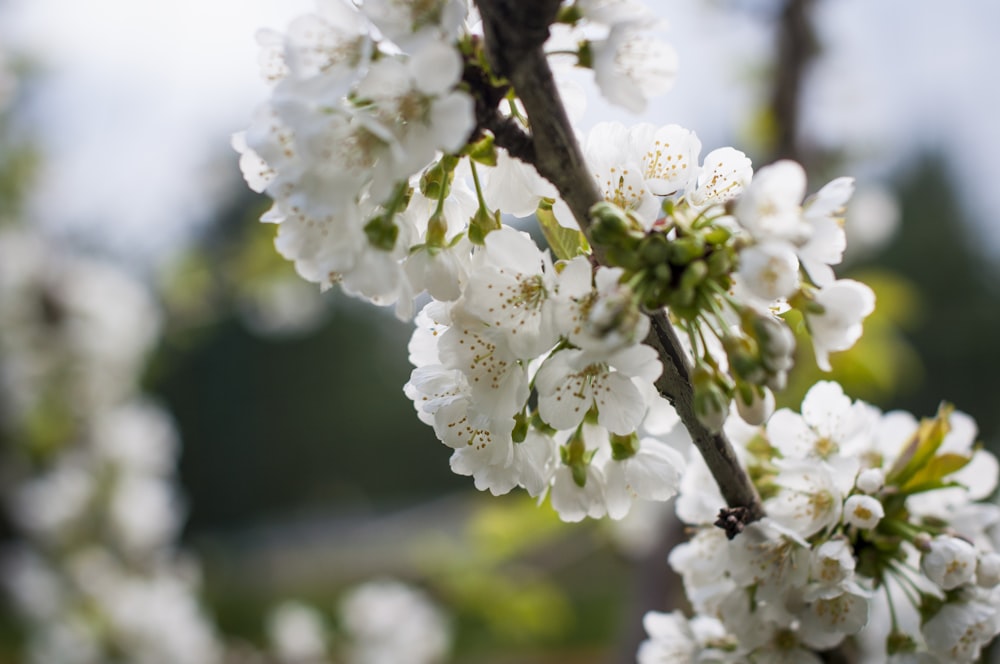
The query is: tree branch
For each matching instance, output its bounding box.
[769,0,819,163]
[474,0,764,526]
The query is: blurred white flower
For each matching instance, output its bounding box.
[340,579,451,664]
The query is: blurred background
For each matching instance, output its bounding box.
[1,0,1000,662]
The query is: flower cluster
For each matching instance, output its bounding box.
[237,1,877,524]
[234,0,476,317]
[641,381,1000,662]
[0,229,221,664]
[266,579,452,664]
[235,1,997,660]
[404,226,687,522]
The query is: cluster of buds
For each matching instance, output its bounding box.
[585,154,866,434]
[590,200,737,318]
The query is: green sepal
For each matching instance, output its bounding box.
[468,205,501,245]
[537,199,590,260]
[512,410,530,444]
[556,3,584,24]
[885,631,918,656]
[364,215,399,251]
[465,134,498,167]
[561,428,594,488]
[610,432,639,461]
[424,211,449,247]
[531,411,557,436]
[744,432,777,460]
[917,592,947,626]
[576,40,593,69]
[420,159,457,200]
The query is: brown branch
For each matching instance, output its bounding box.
[769,0,819,163]
[474,0,764,526]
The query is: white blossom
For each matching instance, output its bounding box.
[603,437,686,519]
[590,21,677,114]
[738,240,801,302]
[686,147,753,209]
[535,344,660,435]
[922,589,1000,663]
[339,579,451,664]
[977,553,1000,588]
[550,463,607,522]
[734,160,810,243]
[806,278,876,371]
[629,123,701,196]
[460,226,561,358]
[267,601,329,663]
[922,536,978,590]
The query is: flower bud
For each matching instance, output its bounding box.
[855,468,885,494]
[590,202,634,246]
[977,552,1000,588]
[735,385,774,426]
[668,235,705,265]
[843,494,884,530]
[693,367,729,433]
[639,233,671,264]
[723,334,764,384]
[678,260,708,291]
[706,248,733,277]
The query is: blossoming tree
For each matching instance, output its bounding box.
[235,0,1000,661]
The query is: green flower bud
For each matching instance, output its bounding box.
[679,260,708,291]
[653,262,672,283]
[639,233,671,264]
[706,248,734,277]
[668,235,705,265]
[590,202,633,245]
[694,382,729,433]
[605,244,644,271]
[468,205,500,245]
[419,160,455,200]
[693,365,730,433]
[703,225,732,246]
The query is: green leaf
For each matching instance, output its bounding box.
[536,199,590,260]
[899,452,972,494]
[886,403,953,490]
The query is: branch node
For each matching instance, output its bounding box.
[715,506,755,540]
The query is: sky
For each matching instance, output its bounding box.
[2,0,1000,265]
